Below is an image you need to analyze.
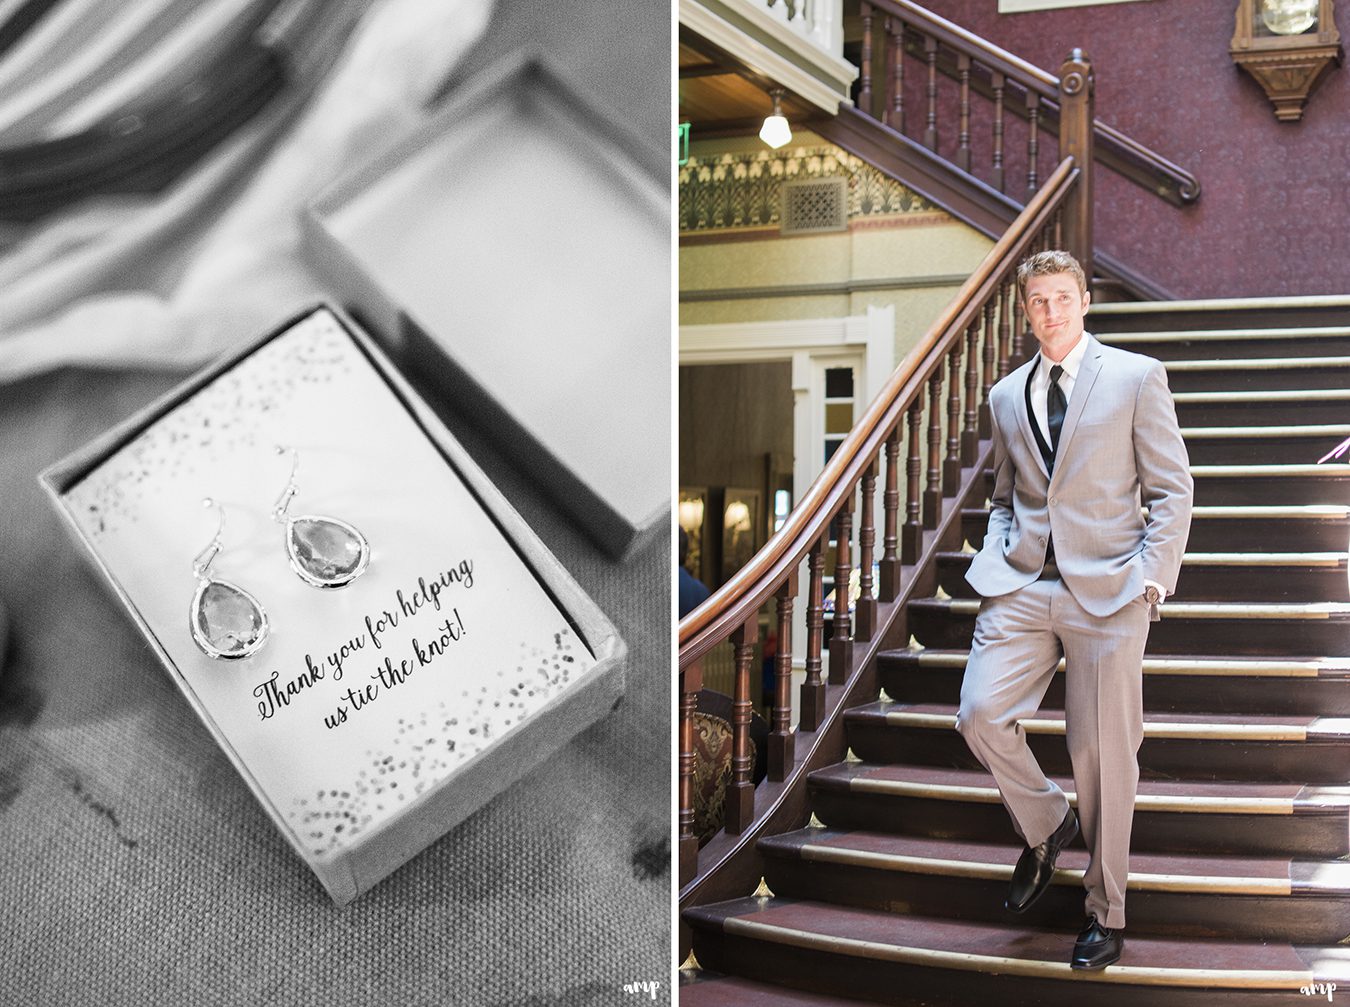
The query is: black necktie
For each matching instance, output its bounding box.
[1048,364,1066,453]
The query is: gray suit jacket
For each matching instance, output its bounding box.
[965,333,1193,617]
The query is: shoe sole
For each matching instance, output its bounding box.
[1004,816,1080,913]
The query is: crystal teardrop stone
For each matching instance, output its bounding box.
[192,580,267,659]
[287,516,369,587]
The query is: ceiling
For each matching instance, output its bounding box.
[678,40,817,136]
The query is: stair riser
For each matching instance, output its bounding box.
[1174,400,1350,427]
[961,512,1350,553]
[1184,437,1350,465]
[936,559,1348,603]
[1191,475,1350,507]
[1092,306,1350,333]
[1098,337,1350,361]
[808,788,1350,858]
[690,929,1309,1007]
[908,607,1350,657]
[976,471,1350,506]
[763,860,1350,944]
[1166,370,1350,394]
[846,722,1350,785]
[879,665,1350,717]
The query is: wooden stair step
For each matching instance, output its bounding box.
[1089,294,1350,334]
[1097,325,1350,360]
[960,504,1350,552]
[1162,356,1350,393]
[685,896,1350,1006]
[1179,424,1350,464]
[679,971,885,1007]
[758,827,1350,943]
[878,649,1350,715]
[844,701,1350,784]
[906,596,1350,657]
[808,762,1350,857]
[979,462,1350,505]
[1170,388,1350,427]
[935,550,1348,603]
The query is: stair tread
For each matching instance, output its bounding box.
[878,648,1350,676]
[962,504,1350,517]
[937,549,1347,566]
[760,828,1350,891]
[686,896,1350,983]
[1164,356,1350,370]
[1101,325,1350,341]
[810,761,1350,809]
[909,596,1350,619]
[1174,388,1350,401]
[849,700,1350,737]
[1181,423,1350,437]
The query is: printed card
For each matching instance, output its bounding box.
[59,308,599,866]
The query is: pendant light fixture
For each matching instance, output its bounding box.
[759,88,792,148]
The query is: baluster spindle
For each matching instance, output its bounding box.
[678,660,702,885]
[1013,287,1027,361]
[725,614,758,834]
[856,462,878,641]
[859,2,874,117]
[962,323,980,465]
[880,426,901,600]
[991,71,1005,192]
[1053,206,1064,251]
[924,35,938,150]
[904,393,924,561]
[924,369,944,527]
[800,534,827,731]
[769,575,797,781]
[888,18,905,132]
[829,495,854,681]
[998,279,1014,379]
[957,53,972,172]
[980,300,997,437]
[944,343,963,494]
[1026,91,1041,197]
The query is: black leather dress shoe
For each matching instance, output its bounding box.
[1005,807,1078,912]
[1071,914,1123,970]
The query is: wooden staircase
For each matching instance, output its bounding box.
[682,297,1350,1005]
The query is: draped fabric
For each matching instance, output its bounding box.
[0,0,491,383]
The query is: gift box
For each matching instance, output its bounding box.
[301,53,669,560]
[40,305,626,905]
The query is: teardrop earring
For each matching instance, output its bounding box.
[273,446,371,589]
[190,498,269,660]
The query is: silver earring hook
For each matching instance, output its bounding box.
[193,498,226,580]
[272,445,300,523]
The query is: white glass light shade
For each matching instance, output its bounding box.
[759,113,792,148]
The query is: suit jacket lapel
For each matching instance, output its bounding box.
[1048,333,1104,487]
[1014,356,1050,481]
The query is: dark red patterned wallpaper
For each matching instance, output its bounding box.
[912,0,1350,298]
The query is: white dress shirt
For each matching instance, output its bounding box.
[1033,331,1169,605]
[1030,331,1091,446]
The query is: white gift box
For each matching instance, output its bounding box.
[40,305,626,905]
[302,53,669,560]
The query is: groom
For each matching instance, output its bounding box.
[956,250,1192,969]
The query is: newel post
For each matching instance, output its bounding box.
[1057,49,1094,282]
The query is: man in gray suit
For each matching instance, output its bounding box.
[957,250,1192,970]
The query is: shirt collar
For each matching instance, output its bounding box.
[1040,330,1091,380]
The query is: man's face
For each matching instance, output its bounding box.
[1022,271,1090,352]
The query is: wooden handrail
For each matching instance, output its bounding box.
[678,155,1075,659]
[865,0,1200,207]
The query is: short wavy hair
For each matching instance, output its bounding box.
[1016,250,1087,299]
